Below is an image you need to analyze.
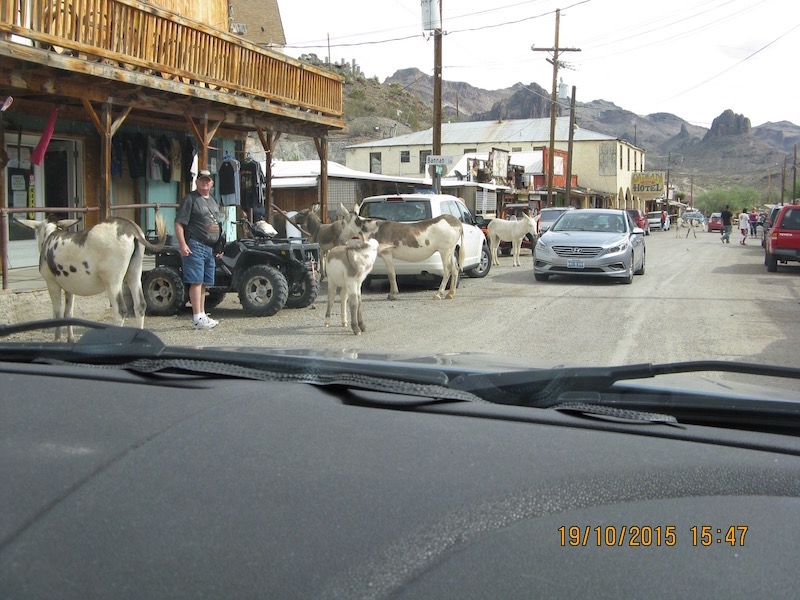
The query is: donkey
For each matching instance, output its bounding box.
[16,214,167,342]
[338,203,465,301]
[292,205,345,278]
[487,213,538,267]
[324,237,383,335]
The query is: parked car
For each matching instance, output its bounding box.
[646,210,663,231]
[708,212,723,233]
[761,206,782,248]
[626,209,650,235]
[537,206,575,234]
[764,205,800,272]
[533,208,646,284]
[356,194,490,283]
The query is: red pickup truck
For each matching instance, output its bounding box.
[764,205,800,272]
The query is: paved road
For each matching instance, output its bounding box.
[138,227,798,369]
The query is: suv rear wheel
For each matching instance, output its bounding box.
[465,243,491,278]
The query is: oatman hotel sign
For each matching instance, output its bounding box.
[631,172,665,200]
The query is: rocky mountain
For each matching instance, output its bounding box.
[269,60,800,199]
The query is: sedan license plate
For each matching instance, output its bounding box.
[567,258,585,269]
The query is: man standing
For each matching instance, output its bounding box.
[175,169,222,329]
[720,205,733,244]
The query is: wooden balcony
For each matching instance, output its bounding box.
[0,0,344,135]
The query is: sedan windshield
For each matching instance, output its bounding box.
[552,212,628,233]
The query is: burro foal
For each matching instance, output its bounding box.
[324,238,382,335]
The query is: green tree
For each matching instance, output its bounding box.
[694,186,761,214]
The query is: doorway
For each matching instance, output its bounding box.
[4,135,83,268]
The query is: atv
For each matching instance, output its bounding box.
[142,219,320,317]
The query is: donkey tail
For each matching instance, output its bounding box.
[133,211,168,253]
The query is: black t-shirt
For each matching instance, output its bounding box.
[721,209,733,226]
[175,191,221,246]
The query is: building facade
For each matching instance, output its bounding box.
[345,117,647,210]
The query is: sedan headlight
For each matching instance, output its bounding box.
[535,238,553,255]
[604,238,630,255]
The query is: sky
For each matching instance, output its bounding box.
[277,0,800,128]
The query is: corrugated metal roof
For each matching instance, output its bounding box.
[269,160,426,185]
[346,117,616,149]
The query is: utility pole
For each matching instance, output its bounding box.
[532,9,580,207]
[422,0,443,192]
[433,17,442,192]
[565,85,576,207]
[781,156,787,206]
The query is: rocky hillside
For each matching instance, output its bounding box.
[267,59,800,198]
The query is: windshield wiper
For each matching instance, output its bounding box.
[448,361,800,407]
[0,320,479,404]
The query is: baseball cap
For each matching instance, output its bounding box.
[197,169,213,180]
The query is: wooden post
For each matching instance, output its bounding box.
[314,136,328,221]
[255,126,280,225]
[81,99,131,220]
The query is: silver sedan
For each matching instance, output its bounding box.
[533,209,646,284]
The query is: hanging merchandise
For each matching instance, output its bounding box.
[170,137,182,183]
[240,158,266,218]
[183,136,197,183]
[157,135,172,183]
[110,136,123,176]
[147,135,163,181]
[127,132,148,179]
[30,108,58,166]
[218,152,240,206]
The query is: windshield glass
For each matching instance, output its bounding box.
[551,211,627,233]
[360,199,432,221]
[1,3,799,403]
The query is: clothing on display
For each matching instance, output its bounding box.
[218,154,240,206]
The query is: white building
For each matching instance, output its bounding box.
[345,117,648,209]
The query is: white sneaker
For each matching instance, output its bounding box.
[193,316,217,330]
[205,316,219,327]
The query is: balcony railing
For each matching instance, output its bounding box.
[0,0,342,118]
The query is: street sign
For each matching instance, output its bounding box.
[426,155,452,165]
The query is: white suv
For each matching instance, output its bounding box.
[356,194,491,281]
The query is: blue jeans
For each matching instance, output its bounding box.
[722,225,732,242]
[183,238,215,285]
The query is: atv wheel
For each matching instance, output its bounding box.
[285,269,319,309]
[142,266,186,316]
[238,264,288,316]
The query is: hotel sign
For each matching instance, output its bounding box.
[631,171,665,200]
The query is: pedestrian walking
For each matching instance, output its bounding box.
[721,205,733,243]
[749,209,758,238]
[739,208,749,245]
[174,169,223,329]
[660,210,666,231]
